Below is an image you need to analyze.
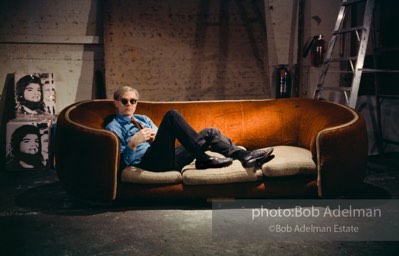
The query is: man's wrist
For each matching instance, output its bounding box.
[128,139,137,150]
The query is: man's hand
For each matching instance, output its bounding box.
[148,129,156,143]
[128,128,156,149]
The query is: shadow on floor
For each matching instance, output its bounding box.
[14,179,392,217]
[14,181,213,216]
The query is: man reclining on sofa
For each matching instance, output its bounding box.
[106,86,274,172]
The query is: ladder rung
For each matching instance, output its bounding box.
[342,0,366,6]
[323,69,354,74]
[361,68,399,73]
[316,87,352,92]
[377,94,399,99]
[374,47,399,53]
[326,56,357,63]
[333,26,366,35]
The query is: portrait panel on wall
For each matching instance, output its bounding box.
[5,119,53,171]
[14,72,56,116]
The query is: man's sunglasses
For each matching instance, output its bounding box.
[120,98,138,105]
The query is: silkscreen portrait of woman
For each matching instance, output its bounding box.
[15,75,46,115]
[6,125,45,170]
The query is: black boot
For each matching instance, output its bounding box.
[233,148,274,168]
[195,156,233,170]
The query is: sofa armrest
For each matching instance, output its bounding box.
[55,104,120,204]
[315,109,368,198]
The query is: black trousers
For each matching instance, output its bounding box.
[137,109,240,171]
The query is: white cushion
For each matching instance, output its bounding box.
[121,166,182,184]
[182,151,263,185]
[261,146,316,177]
[120,146,316,184]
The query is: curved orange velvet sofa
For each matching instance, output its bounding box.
[55,98,368,204]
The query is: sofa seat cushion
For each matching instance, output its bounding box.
[261,146,316,177]
[181,152,263,185]
[121,167,182,184]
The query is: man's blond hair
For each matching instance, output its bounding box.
[113,86,139,100]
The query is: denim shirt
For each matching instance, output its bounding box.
[105,114,158,166]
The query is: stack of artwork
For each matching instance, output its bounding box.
[5,73,56,171]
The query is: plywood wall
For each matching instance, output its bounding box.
[104,0,271,101]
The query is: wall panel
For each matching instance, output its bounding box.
[104,0,271,101]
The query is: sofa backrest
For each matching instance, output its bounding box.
[66,100,117,129]
[136,99,357,152]
[64,98,358,153]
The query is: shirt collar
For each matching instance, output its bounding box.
[116,114,133,124]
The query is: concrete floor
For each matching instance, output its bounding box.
[1,153,398,255]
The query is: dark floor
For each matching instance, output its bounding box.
[1,153,399,256]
